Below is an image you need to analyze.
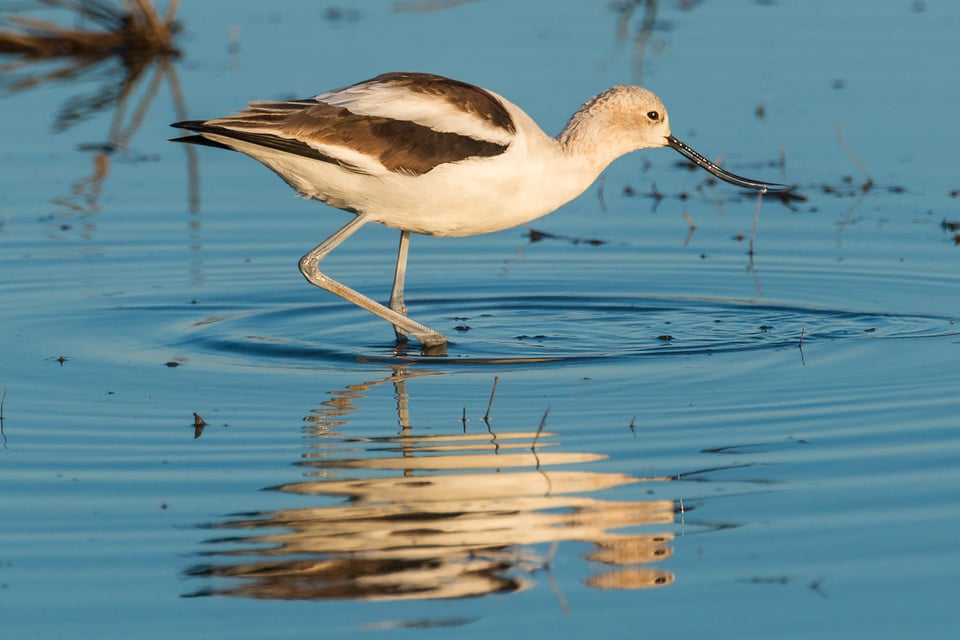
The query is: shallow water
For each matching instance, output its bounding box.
[2,1,959,638]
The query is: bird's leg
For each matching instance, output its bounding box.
[298,215,447,354]
[389,231,411,344]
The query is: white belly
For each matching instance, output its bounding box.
[261,143,595,237]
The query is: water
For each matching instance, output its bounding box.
[1,1,959,638]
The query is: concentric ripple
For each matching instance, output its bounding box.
[170,294,958,366]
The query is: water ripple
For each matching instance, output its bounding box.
[170,294,958,366]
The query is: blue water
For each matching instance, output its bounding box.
[1,1,959,638]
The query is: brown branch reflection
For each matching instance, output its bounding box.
[612,0,659,86]
[185,370,677,601]
[0,0,196,233]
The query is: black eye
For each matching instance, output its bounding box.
[647,110,660,121]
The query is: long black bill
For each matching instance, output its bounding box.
[667,135,791,193]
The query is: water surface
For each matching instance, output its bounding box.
[1,1,959,638]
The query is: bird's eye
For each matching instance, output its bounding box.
[647,110,660,121]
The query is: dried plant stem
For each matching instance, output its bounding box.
[748,189,763,256]
[531,407,550,452]
[1,387,7,447]
[482,376,499,422]
[835,122,873,190]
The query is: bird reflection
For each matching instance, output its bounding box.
[0,0,195,230]
[185,369,677,601]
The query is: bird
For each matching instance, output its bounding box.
[171,71,791,355]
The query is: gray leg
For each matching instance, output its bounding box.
[298,216,446,353]
[389,231,411,344]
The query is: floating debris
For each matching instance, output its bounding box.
[192,412,206,439]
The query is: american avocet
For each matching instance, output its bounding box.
[171,72,790,355]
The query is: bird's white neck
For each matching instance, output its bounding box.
[557,109,634,177]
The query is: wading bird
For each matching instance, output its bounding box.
[172,72,790,355]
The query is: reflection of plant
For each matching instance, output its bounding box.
[611,0,659,85]
[1,0,181,131]
[0,0,179,56]
[0,1,195,221]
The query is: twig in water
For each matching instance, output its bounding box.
[748,189,763,257]
[809,576,829,599]
[682,210,696,247]
[798,328,806,366]
[1,387,7,447]
[596,174,607,213]
[647,181,665,211]
[531,407,550,452]
[192,411,206,439]
[482,376,499,422]
[540,540,569,616]
[835,122,873,191]
[459,406,468,432]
